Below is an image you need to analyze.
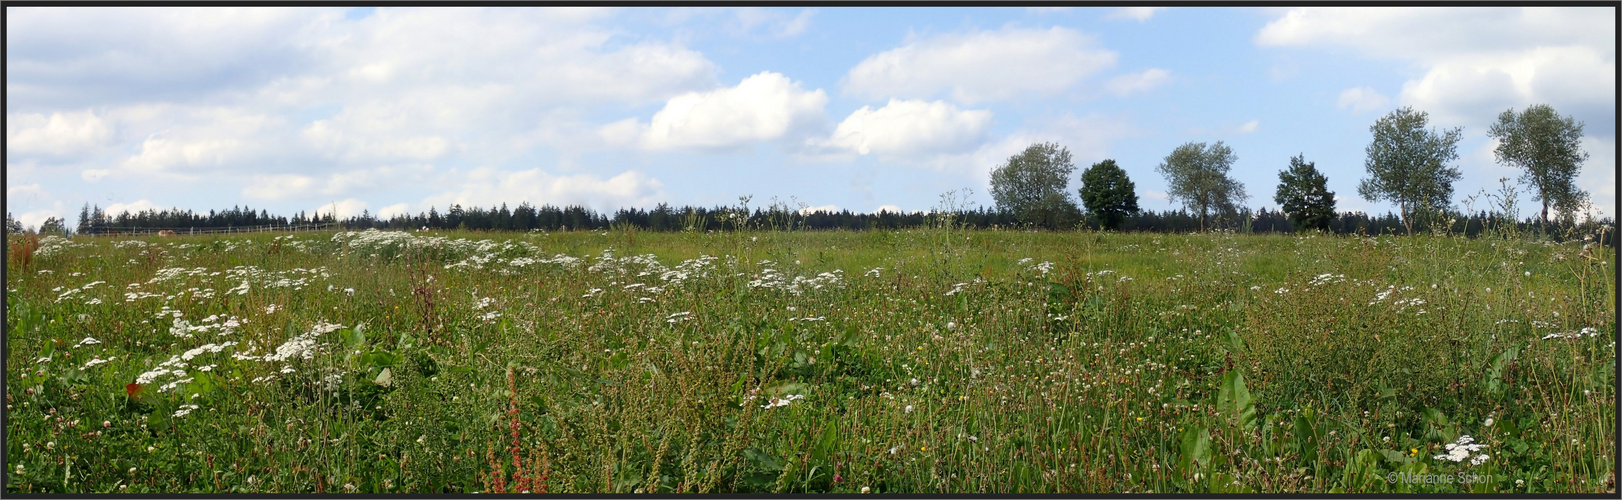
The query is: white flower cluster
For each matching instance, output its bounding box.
[1433,435,1490,465]
[665,311,692,324]
[173,404,200,418]
[113,240,151,249]
[1018,258,1056,277]
[945,282,970,296]
[233,322,344,365]
[748,261,843,295]
[33,236,89,258]
[1307,273,1346,287]
[1542,327,1599,341]
[760,394,804,409]
[53,280,106,303]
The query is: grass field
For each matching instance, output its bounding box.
[4,227,1615,493]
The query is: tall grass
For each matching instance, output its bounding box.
[4,228,1614,493]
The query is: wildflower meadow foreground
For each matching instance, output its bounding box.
[4,228,1615,493]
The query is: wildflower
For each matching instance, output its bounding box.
[1483,417,1494,427]
[103,421,111,428]
[46,441,55,450]
[1433,435,1488,463]
[861,486,871,494]
[14,464,22,475]
[904,405,914,413]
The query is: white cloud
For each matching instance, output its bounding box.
[872,204,905,214]
[312,199,369,220]
[612,72,829,150]
[1143,190,1170,201]
[122,136,246,175]
[1106,7,1167,22]
[6,110,114,157]
[808,99,992,159]
[6,184,46,200]
[1236,120,1260,134]
[842,26,1118,104]
[1257,7,1615,131]
[242,174,316,200]
[14,209,64,232]
[1336,87,1391,114]
[1575,136,1615,219]
[420,168,667,214]
[104,199,160,217]
[375,203,412,219]
[799,204,840,215]
[1104,69,1171,96]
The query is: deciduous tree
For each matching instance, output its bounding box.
[1156,141,1246,231]
[1358,106,1462,235]
[990,142,1081,229]
[1487,104,1590,224]
[1078,159,1140,230]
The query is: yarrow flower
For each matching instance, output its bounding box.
[1433,435,1489,464]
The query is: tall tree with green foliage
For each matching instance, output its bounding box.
[1274,154,1336,232]
[1078,159,1140,230]
[1487,104,1590,224]
[1358,106,1462,235]
[1156,141,1246,231]
[990,142,1081,229]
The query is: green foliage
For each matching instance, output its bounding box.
[1487,104,1590,224]
[1273,154,1336,232]
[1078,159,1141,230]
[4,229,1614,493]
[989,142,1081,229]
[1155,141,1247,231]
[1358,106,1463,235]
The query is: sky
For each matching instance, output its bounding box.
[5,6,1616,230]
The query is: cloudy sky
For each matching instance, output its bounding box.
[6,6,1615,229]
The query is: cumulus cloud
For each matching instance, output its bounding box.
[808,99,992,159]
[375,203,412,219]
[799,204,841,215]
[1106,7,1167,22]
[1236,120,1260,134]
[872,204,905,214]
[842,26,1118,104]
[6,110,114,157]
[103,199,160,217]
[312,198,369,220]
[1104,69,1171,96]
[7,184,47,200]
[419,168,667,214]
[1336,87,1391,114]
[1257,7,1615,131]
[607,72,829,150]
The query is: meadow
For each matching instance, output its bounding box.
[3,226,1615,493]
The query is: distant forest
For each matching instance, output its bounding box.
[63,201,1617,244]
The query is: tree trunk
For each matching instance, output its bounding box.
[1402,202,1413,236]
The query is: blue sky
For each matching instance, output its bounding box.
[6,6,1615,229]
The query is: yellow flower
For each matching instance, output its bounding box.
[1136,417,1143,421]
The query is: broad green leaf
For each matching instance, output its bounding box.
[1179,425,1211,472]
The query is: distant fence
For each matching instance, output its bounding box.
[80,223,338,237]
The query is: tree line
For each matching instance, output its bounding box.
[988,104,1599,237]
